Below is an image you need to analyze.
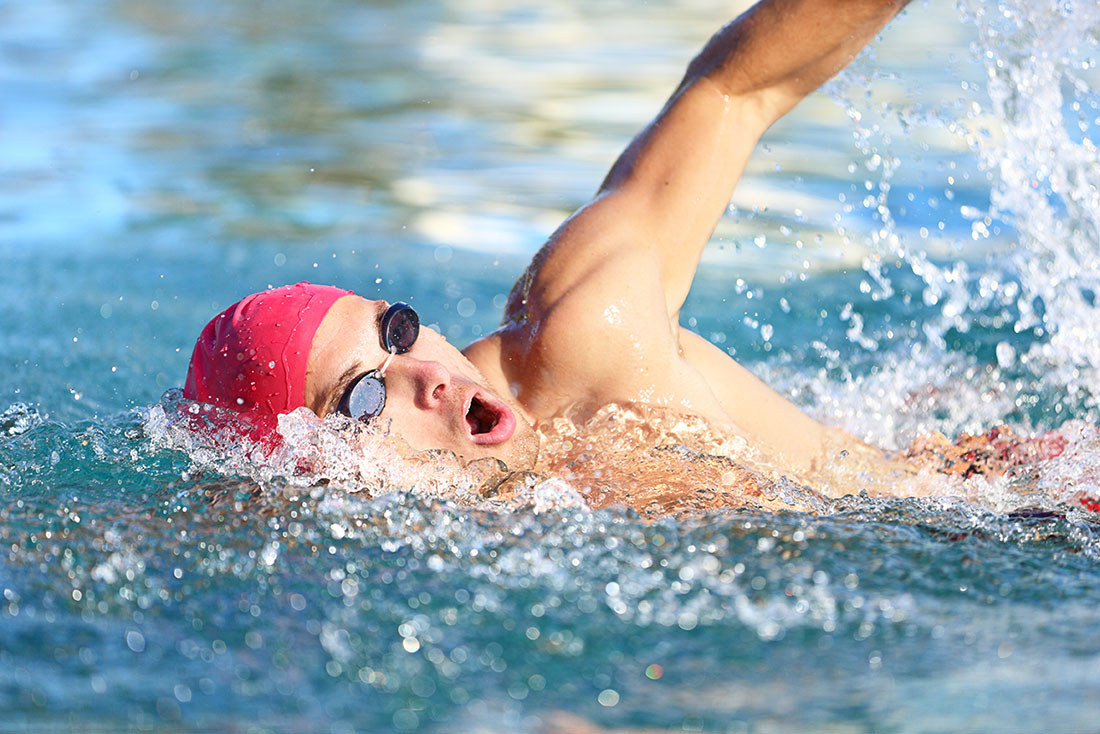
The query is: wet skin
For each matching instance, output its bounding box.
[304,295,540,470]
[295,0,911,478]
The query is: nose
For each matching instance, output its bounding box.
[397,358,451,410]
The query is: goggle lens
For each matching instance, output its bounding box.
[381,302,418,354]
[338,370,386,422]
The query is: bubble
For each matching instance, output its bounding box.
[392,710,418,731]
[456,298,476,318]
[125,630,145,653]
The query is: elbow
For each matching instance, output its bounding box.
[686,72,785,139]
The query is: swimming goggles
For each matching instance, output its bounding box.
[336,302,419,423]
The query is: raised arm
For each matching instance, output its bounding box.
[596,0,911,314]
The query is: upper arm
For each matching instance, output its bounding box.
[506,75,769,336]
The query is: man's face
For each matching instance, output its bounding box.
[304,295,538,469]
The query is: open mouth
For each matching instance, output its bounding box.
[466,396,498,435]
[464,392,517,445]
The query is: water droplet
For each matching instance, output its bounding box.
[126,630,145,653]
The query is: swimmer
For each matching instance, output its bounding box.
[186,0,1053,487]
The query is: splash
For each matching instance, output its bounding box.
[146,391,816,517]
[761,0,1100,448]
[143,389,587,515]
[533,402,974,517]
[958,0,1100,406]
[143,389,1100,520]
[534,402,799,517]
[0,403,42,438]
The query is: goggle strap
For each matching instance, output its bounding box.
[378,349,396,377]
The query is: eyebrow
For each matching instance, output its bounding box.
[324,361,365,417]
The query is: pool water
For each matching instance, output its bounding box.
[4,0,1100,730]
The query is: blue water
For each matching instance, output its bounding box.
[4,0,1100,730]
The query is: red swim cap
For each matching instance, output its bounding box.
[184,282,353,436]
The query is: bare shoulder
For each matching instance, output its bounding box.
[472,199,684,421]
[504,194,659,319]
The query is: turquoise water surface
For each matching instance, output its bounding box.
[4,0,1100,730]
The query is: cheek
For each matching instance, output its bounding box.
[382,406,452,450]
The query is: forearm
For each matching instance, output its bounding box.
[687,0,910,124]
